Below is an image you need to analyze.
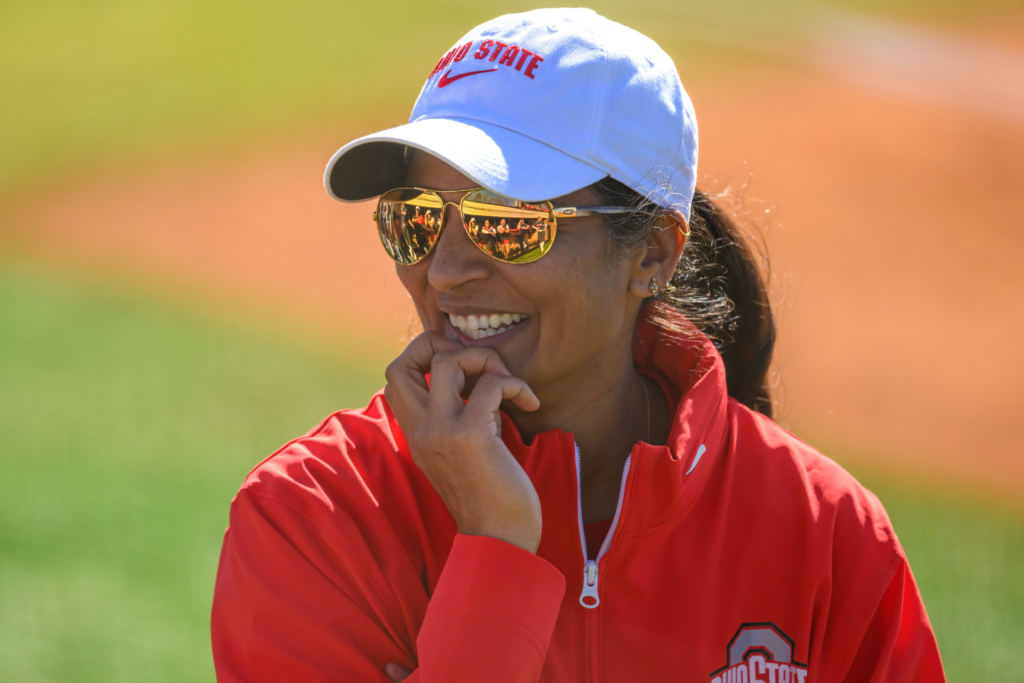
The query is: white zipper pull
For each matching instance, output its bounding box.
[579,560,600,608]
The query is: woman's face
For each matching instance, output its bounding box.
[398,152,652,396]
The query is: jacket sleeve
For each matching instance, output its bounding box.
[841,556,945,682]
[211,489,566,683]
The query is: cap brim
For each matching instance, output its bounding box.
[324,117,607,203]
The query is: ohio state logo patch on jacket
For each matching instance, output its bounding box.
[710,623,809,683]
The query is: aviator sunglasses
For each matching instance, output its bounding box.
[373,187,634,265]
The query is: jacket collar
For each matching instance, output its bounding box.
[501,304,731,536]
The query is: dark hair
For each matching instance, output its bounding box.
[590,177,776,417]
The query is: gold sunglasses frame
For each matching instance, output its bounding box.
[372,186,636,265]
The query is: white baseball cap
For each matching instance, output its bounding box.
[324,7,698,220]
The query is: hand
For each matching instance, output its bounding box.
[384,332,543,553]
[384,663,413,682]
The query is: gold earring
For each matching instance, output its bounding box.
[649,278,659,296]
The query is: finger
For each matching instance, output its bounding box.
[464,373,541,421]
[384,663,413,682]
[386,332,463,391]
[401,331,464,376]
[428,347,513,413]
[385,332,463,418]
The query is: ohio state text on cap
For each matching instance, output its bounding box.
[325,7,698,221]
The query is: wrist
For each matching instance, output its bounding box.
[459,522,542,554]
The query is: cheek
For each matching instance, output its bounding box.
[517,238,634,364]
[559,257,630,336]
[395,264,436,327]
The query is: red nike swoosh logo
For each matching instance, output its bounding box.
[438,68,498,88]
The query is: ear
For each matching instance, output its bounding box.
[628,210,689,300]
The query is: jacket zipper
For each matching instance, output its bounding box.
[575,443,632,609]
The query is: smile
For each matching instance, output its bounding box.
[448,312,529,340]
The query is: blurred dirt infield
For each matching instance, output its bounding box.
[4,61,1023,503]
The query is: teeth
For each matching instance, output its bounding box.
[447,311,529,340]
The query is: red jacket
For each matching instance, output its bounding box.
[211,317,944,682]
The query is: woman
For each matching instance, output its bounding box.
[212,8,944,682]
[480,218,495,255]
[511,218,526,257]
[497,218,511,259]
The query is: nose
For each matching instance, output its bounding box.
[425,200,491,292]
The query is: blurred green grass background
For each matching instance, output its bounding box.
[2,0,1023,681]
[0,261,388,682]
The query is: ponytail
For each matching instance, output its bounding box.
[687,190,776,416]
[591,179,777,417]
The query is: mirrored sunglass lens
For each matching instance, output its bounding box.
[377,189,444,265]
[461,191,555,264]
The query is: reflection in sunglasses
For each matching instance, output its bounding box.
[375,188,556,265]
[464,209,552,262]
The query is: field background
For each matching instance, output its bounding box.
[1,0,1023,681]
